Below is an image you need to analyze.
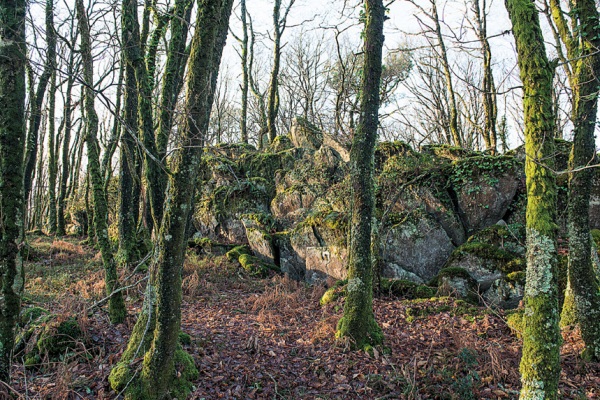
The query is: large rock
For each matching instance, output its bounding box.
[380,210,455,282]
[305,246,348,284]
[452,156,520,235]
[242,217,275,264]
[290,117,323,150]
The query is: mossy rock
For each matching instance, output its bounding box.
[378,279,436,299]
[270,135,294,152]
[225,245,251,262]
[37,317,83,356]
[431,268,479,303]
[20,306,50,326]
[447,242,519,271]
[320,279,348,306]
[238,253,280,277]
[375,141,415,171]
[468,224,526,256]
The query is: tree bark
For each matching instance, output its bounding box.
[505,0,561,397]
[0,0,26,382]
[335,0,385,350]
[109,0,234,397]
[76,0,126,324]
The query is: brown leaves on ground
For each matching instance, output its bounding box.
[11,245,600,399]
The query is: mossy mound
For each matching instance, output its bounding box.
[225,245,252,262]
[238,253,280,277]
[19,315,85,368]
[468,224,525,255]
[320,279,348,306]
[378,279,436,299]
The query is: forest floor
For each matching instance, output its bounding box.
[5,233,600,399]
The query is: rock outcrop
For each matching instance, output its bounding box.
[193,131,590,309]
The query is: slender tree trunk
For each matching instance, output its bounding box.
[23,0,56,201]
[0,0,26,382]
[239,0,249,143]
[102,60,124,192]
[431,0,461,147]
[335,0,385,350]
[505,0,561,397]
[122,0,165,233]
[76,0,126,324]
[565,0,600,361]
[47,69,58,233]
[109,0,234,397]
[267,0,283,143]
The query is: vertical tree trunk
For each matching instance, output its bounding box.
[0,0,26,382]
[565,0,600,361]
[76,0,126,324]
[23,0,56,202]
[505,0,561,397]
[239,0,249,143]
[335,0,385,350]
[109,0,234,397]
[47,69,58,233]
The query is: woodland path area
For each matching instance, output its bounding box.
[5,234,599,399]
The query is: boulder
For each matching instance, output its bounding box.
[242,217,275,264]
[452,156,520,235]
[305,246,348,284]
[380,210,455,282]
[289,117,323,150]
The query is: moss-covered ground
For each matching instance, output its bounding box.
[9,232,599,399]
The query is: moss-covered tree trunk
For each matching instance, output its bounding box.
[23,0,56,203]
[0,0,26,382]
[76,0,126,324]
[564,0,600,361]
[47,68,58,233]
[335,0,385,350]
[122,0,165,233]
[118,60,139,267]
[109,0,234,397]
[266,0,283,143]
[505,0,561,397]
[56,53,76,236]
[238,0,249,143]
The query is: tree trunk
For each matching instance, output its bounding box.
[565,0,600,361]
[47,68,58,233]
[109,0,234,398]
[0,0,26,382]
[76,0,126,324]
[505,0,561,397]
[335,0,385,350]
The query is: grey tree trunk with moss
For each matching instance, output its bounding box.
[0,0,26,382]
[505,0,561,397]
[549,0,600,361]
[109,0,234,397]
[335,0,385,350]
[76,0,126,324]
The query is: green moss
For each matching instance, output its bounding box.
[320,283,347,306]
[379,279,436,299]
[506,271,526,284]
[591,229,600,248]
[108,362,135,394]
[431,267,473,285]
[178,332,192,346]
[20,306,50,326]
[238,253,280,277]
[225,245,251,261]
[37,317,82,356]
[453,242,517,263]
[450,155,520,190]
[506,309,524,338]
[170,347,199,400]
[269,134,293,152]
